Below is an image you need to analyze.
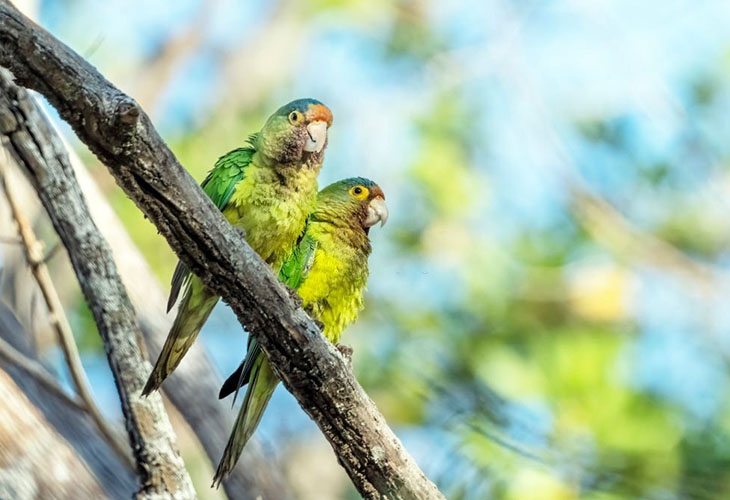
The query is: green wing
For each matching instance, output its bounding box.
[219,230,319,401]
[167,147,255,312]
[201,147,253,210]
[279,231,318,289]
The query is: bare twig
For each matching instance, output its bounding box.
[132,0,219,113]
[0,160,134,469]
[568,186,720,289]
[0,334,85,411]
[38,240,61,263]
[0,67,196,498]
[0,3,446,498]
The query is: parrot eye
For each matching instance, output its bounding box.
[288,111,302,124]
[349,186,369,199]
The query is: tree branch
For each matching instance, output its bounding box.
[0,334,85,412]
[0,53,196,500]
[0,158,134,470]
[131,0,219,113]
[0,2,445,498]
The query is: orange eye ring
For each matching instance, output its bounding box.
[349,186,369,199]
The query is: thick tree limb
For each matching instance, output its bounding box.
[0,56,195,500]
[0,3,446,498]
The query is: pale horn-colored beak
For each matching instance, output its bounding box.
[304,121,328,153]
[364,196,389,228]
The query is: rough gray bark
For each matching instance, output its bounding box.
[0,3,447,499]
[0,301,136,500]
[0,70,196,498]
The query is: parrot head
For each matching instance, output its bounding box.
[314,177,389,234]
[257,98,333,165]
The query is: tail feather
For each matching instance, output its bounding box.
[219,361,245,400]
[142,281,218,396]
[212,355,278,487]
[167,261,190,313]
[219,339,261,402]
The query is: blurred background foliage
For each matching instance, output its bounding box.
[25,0,730,498]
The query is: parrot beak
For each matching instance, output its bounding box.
[364,196,389,228]
[304,121,328,153]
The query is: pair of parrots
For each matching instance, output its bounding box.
[140,99,388,485]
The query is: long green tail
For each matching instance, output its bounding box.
[212,353,279,487]
[142,276,219,395]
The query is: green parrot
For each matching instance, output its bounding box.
[212,177,389,485]
[142,98,333,396]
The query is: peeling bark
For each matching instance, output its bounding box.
[0,2,446,498]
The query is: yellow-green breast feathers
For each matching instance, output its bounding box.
[222,159,319,270]
[293,228,369,344]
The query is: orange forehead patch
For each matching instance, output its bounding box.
[307,104,333,126]
[370,185,385,199]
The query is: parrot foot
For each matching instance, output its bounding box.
[336,344,353,366]
[313,319,325,331]
[285,284,303,307]
[235,226,247,239]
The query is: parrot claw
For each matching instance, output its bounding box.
[336,344,353,366]
[235,226,247,239]
[285,285,303,307]
[313,319,325,331]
